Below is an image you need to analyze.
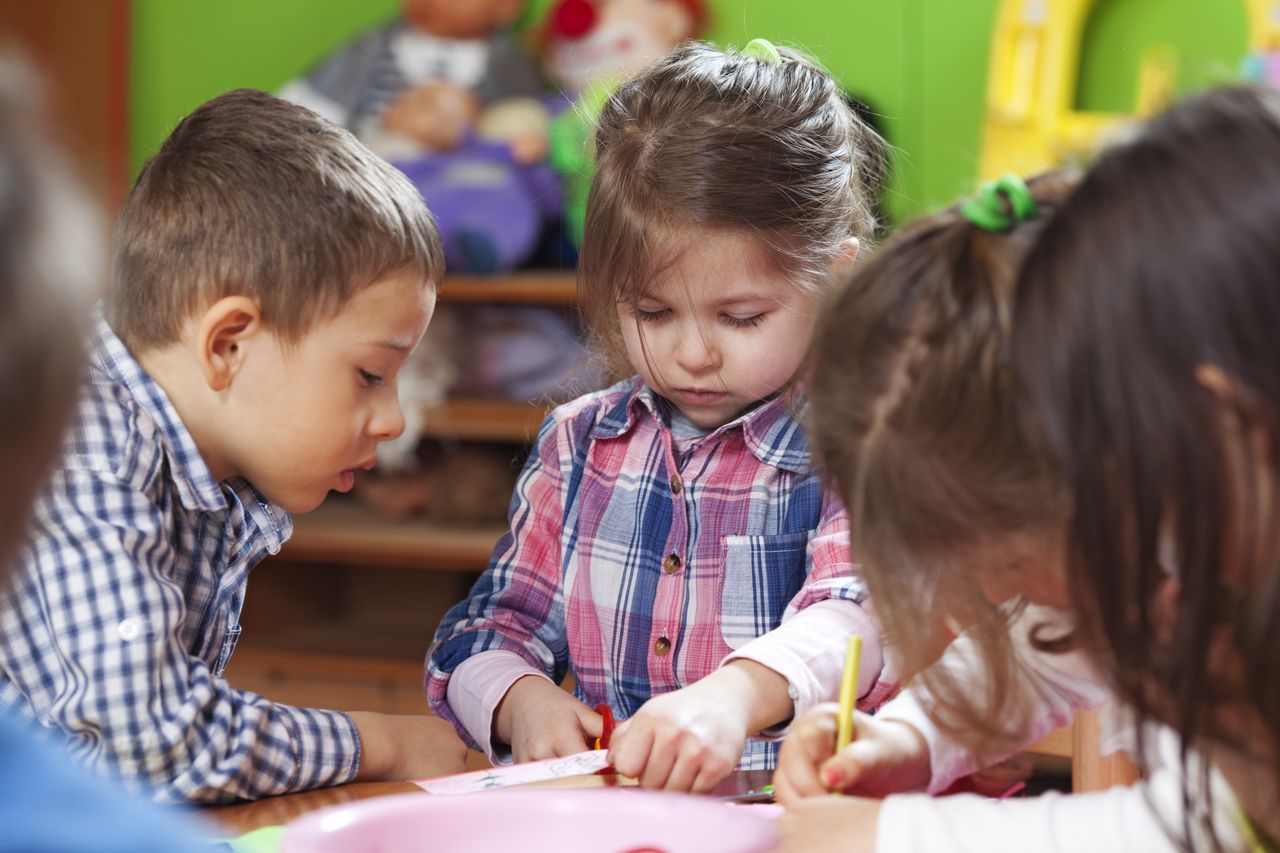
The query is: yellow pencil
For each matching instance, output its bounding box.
[835,635,862,752]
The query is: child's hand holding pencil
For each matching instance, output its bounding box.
[773,636,931,803]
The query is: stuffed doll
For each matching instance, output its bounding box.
[281,0,564,273]
[541,0,708,245]
[542,0,706,99]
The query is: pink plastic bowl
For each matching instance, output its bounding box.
[280,788,780,853]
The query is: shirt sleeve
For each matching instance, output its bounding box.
[425,414,569,750]
[0,466,360,804]
[445,650,553,764]
[875,786,1180,853]
[723,489,891,730]
[875,726,1246,853]
[875,605,1110,794]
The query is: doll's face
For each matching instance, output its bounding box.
[402,0,523,40]
[546,0,698,95]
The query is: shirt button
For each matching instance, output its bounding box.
[662,553,682,574]
[654,636,671,657]
[669,475,683,495]
[117,618,141,641]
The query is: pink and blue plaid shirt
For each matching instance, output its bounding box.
[427,378,891,769]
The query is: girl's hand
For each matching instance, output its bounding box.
[494,675,602,763]
[778,795,882,853]
[774,703,932,803]
[607,678,748,792]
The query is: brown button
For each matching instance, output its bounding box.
[662,553,682,574]
[670,475,683,495]
[654,636,671,656]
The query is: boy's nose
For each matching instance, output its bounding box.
[369,394,406,441]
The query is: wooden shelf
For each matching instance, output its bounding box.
[283,497,503,571]
[439,271,576,305]
[418,397,549,443]
[232,645,425,681]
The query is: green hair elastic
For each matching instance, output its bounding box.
[742,38,783,64]
[959,173,1038,232]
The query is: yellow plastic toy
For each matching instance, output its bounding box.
[978,0,1280,180]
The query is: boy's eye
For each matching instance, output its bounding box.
[723,313,765,329]
[358,368,385,388]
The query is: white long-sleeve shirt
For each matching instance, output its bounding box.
[872,605,1247,852]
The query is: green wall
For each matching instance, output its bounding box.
[130,0,397,168]
[130,0,1250,223]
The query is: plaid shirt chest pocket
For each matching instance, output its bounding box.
[719,531,810,649]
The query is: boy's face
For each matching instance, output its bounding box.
[226,269,435,513]
[616,230,816,430]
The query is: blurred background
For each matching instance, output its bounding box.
[2,0,1264,226]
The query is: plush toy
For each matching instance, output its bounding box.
[281,0,565,273]
[541,0,708,245]
[542,0,707,99]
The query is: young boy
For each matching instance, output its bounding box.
[0,88,466,804]
[0,54,207,850]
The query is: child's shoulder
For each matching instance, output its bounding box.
[57,343,181,499]
[540,376,643,440]
[68,367,154,465]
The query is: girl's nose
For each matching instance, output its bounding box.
[674,327,721,374]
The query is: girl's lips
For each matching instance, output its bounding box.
[336,470,356,493]
[676,388,727,405]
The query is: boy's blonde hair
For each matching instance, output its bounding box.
[578,41,885,374]
[107,89,443,352]
[808,171,1077,759]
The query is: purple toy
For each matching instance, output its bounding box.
[394,137,563,274]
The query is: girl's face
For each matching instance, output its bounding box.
[971,530,1073,610]
[617,230,818,429]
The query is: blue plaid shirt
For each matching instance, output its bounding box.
[0,316,360,804]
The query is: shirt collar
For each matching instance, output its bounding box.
[591,377,812,473]
[90,313,229,514]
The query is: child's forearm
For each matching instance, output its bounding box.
[711,659,795,734]
[348,711,468,782]
[726,600,886,727]
[491,673,565,746]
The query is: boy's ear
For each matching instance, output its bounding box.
[195,296,263,392]
[831,237,860,277]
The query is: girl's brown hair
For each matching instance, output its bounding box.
[578,40,885,373]
[807,171,1078,759]
[1014,86,1280,846]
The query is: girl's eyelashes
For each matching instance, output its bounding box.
[358,368,386,388]
[723,313,765,329]
[632,306,766,329]
[634,306,671,323]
